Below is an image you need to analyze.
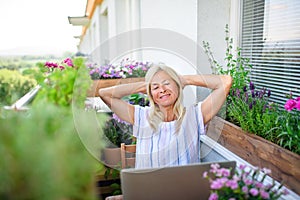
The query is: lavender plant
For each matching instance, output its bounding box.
[227,81,281,141]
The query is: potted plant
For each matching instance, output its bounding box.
[102,113,132,166]
[102,93,149,166]
[86,58,151,97]
[203,163,289,200]
[203,25,300,195]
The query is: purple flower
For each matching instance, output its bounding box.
[236,89,240,98]
[249,102,253,109]
[284,99,296,111]
[251,90,255,98]
[249,81,255,90]
[267,89,271,97]
[249,188,259,196]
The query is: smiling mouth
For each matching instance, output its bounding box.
[160,94,170,99]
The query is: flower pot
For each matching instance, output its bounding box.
[103,147,121,167]
[87,77,145,97]
[206,116,300,195]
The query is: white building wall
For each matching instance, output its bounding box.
[196,0,232,101]
[77,0,239,104]
[139,0,198,75]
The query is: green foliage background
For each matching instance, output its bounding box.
[0,69,37,105]
[0,56,106,199]
[0,105,101,200]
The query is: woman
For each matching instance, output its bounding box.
[99,63,232,169]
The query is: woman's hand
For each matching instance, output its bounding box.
[180,75,188,89]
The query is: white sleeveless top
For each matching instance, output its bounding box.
[133,103,205,169]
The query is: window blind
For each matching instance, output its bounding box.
[241,0,300,106]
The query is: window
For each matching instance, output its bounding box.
[241,0,300,106]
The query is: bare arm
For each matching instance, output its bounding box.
[99,81,147,124]
[181,74,232,125]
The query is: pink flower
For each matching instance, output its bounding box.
[63,58,74,67]
[45,62,58,68]
[220,168,231,177]
[242,186,248,193]
[282,189,289,195]
[260,189,270,199]
[262,167,271,174]
[249,188,259,196]
[210,179,224,190]
[210,163,220,173]
[295,99,300,110]
[203,171,208,178]
[284,99,296,111]
[255,182,263,188]
[208,193,218,200]
[239,164,247,170]
[225,180,238,190]
[243,178,253,185]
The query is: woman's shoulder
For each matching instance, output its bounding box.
[134,105,151,118]
[134,105,151,111]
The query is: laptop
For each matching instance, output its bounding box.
[120,160,236,200]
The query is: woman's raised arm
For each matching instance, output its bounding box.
[181,74,232,124]
[99,81,147,124]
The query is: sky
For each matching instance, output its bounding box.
[0,0,87,56]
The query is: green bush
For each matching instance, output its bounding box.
[0,69,37,105]
[0,104,104,200]
[33,57,91,108]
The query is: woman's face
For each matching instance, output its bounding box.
[150,70,179,108]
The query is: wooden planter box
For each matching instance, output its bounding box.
[87,77,145,97]
[206,116,300,195]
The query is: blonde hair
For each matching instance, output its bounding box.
[145,63,186,132]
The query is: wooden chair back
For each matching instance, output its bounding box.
[120,143,136,169]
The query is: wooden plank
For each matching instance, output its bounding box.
[207,116,300,195]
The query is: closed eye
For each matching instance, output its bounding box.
[151,84,159,90]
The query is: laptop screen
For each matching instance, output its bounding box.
[120,161,236,200]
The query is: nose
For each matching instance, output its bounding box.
[159,85,166,93]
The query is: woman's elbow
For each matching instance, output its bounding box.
[222,75,233,91]
[98,88,110,99]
